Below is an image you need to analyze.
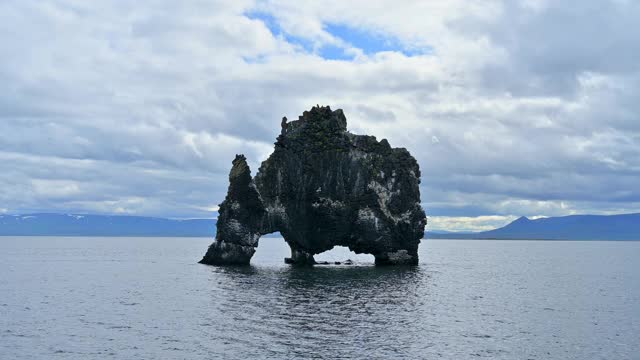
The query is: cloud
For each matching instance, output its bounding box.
[0,0,638,231]
[428,215,518,233]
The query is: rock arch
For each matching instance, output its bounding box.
[200,106,426,266]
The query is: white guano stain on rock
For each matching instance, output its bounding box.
[387,249,412,262]
[367,180,411,224]
[265,199,287,219]
[358,207,380,230]
[312,197,345,209]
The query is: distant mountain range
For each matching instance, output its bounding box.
[1,212,638,240]
[428,213,640,240]
[0,213,215,237]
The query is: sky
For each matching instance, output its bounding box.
[1,0,639,232]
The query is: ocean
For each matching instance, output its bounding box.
[1,237,638,359]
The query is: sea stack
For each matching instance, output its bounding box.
[200,105,426,266]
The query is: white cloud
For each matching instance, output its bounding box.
[428,215,518,232]
[31,179,81,198]
[0,0,638,222]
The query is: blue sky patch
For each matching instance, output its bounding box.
[245,11,429,60]
[324,23,427,57]
[318,44,354,61]
[245,11,315,53]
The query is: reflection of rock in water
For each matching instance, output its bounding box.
[200,105,426,266]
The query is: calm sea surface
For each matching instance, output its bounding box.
[1,237,638,359]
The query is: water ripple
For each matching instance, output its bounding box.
[1,237,638,359]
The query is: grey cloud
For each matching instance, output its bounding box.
[1,0,638,230]
[459,1,640,97]
[0,151,227,217]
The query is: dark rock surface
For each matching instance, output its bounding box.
[200,106,426,266]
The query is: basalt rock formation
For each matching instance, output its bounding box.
[200,106,426,266]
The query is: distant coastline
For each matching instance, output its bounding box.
[1,212,639,240]
[0,213,214,237]
[428,213,640,241]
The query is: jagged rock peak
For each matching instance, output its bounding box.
[278,105,347,143]
[200,105,427,266]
